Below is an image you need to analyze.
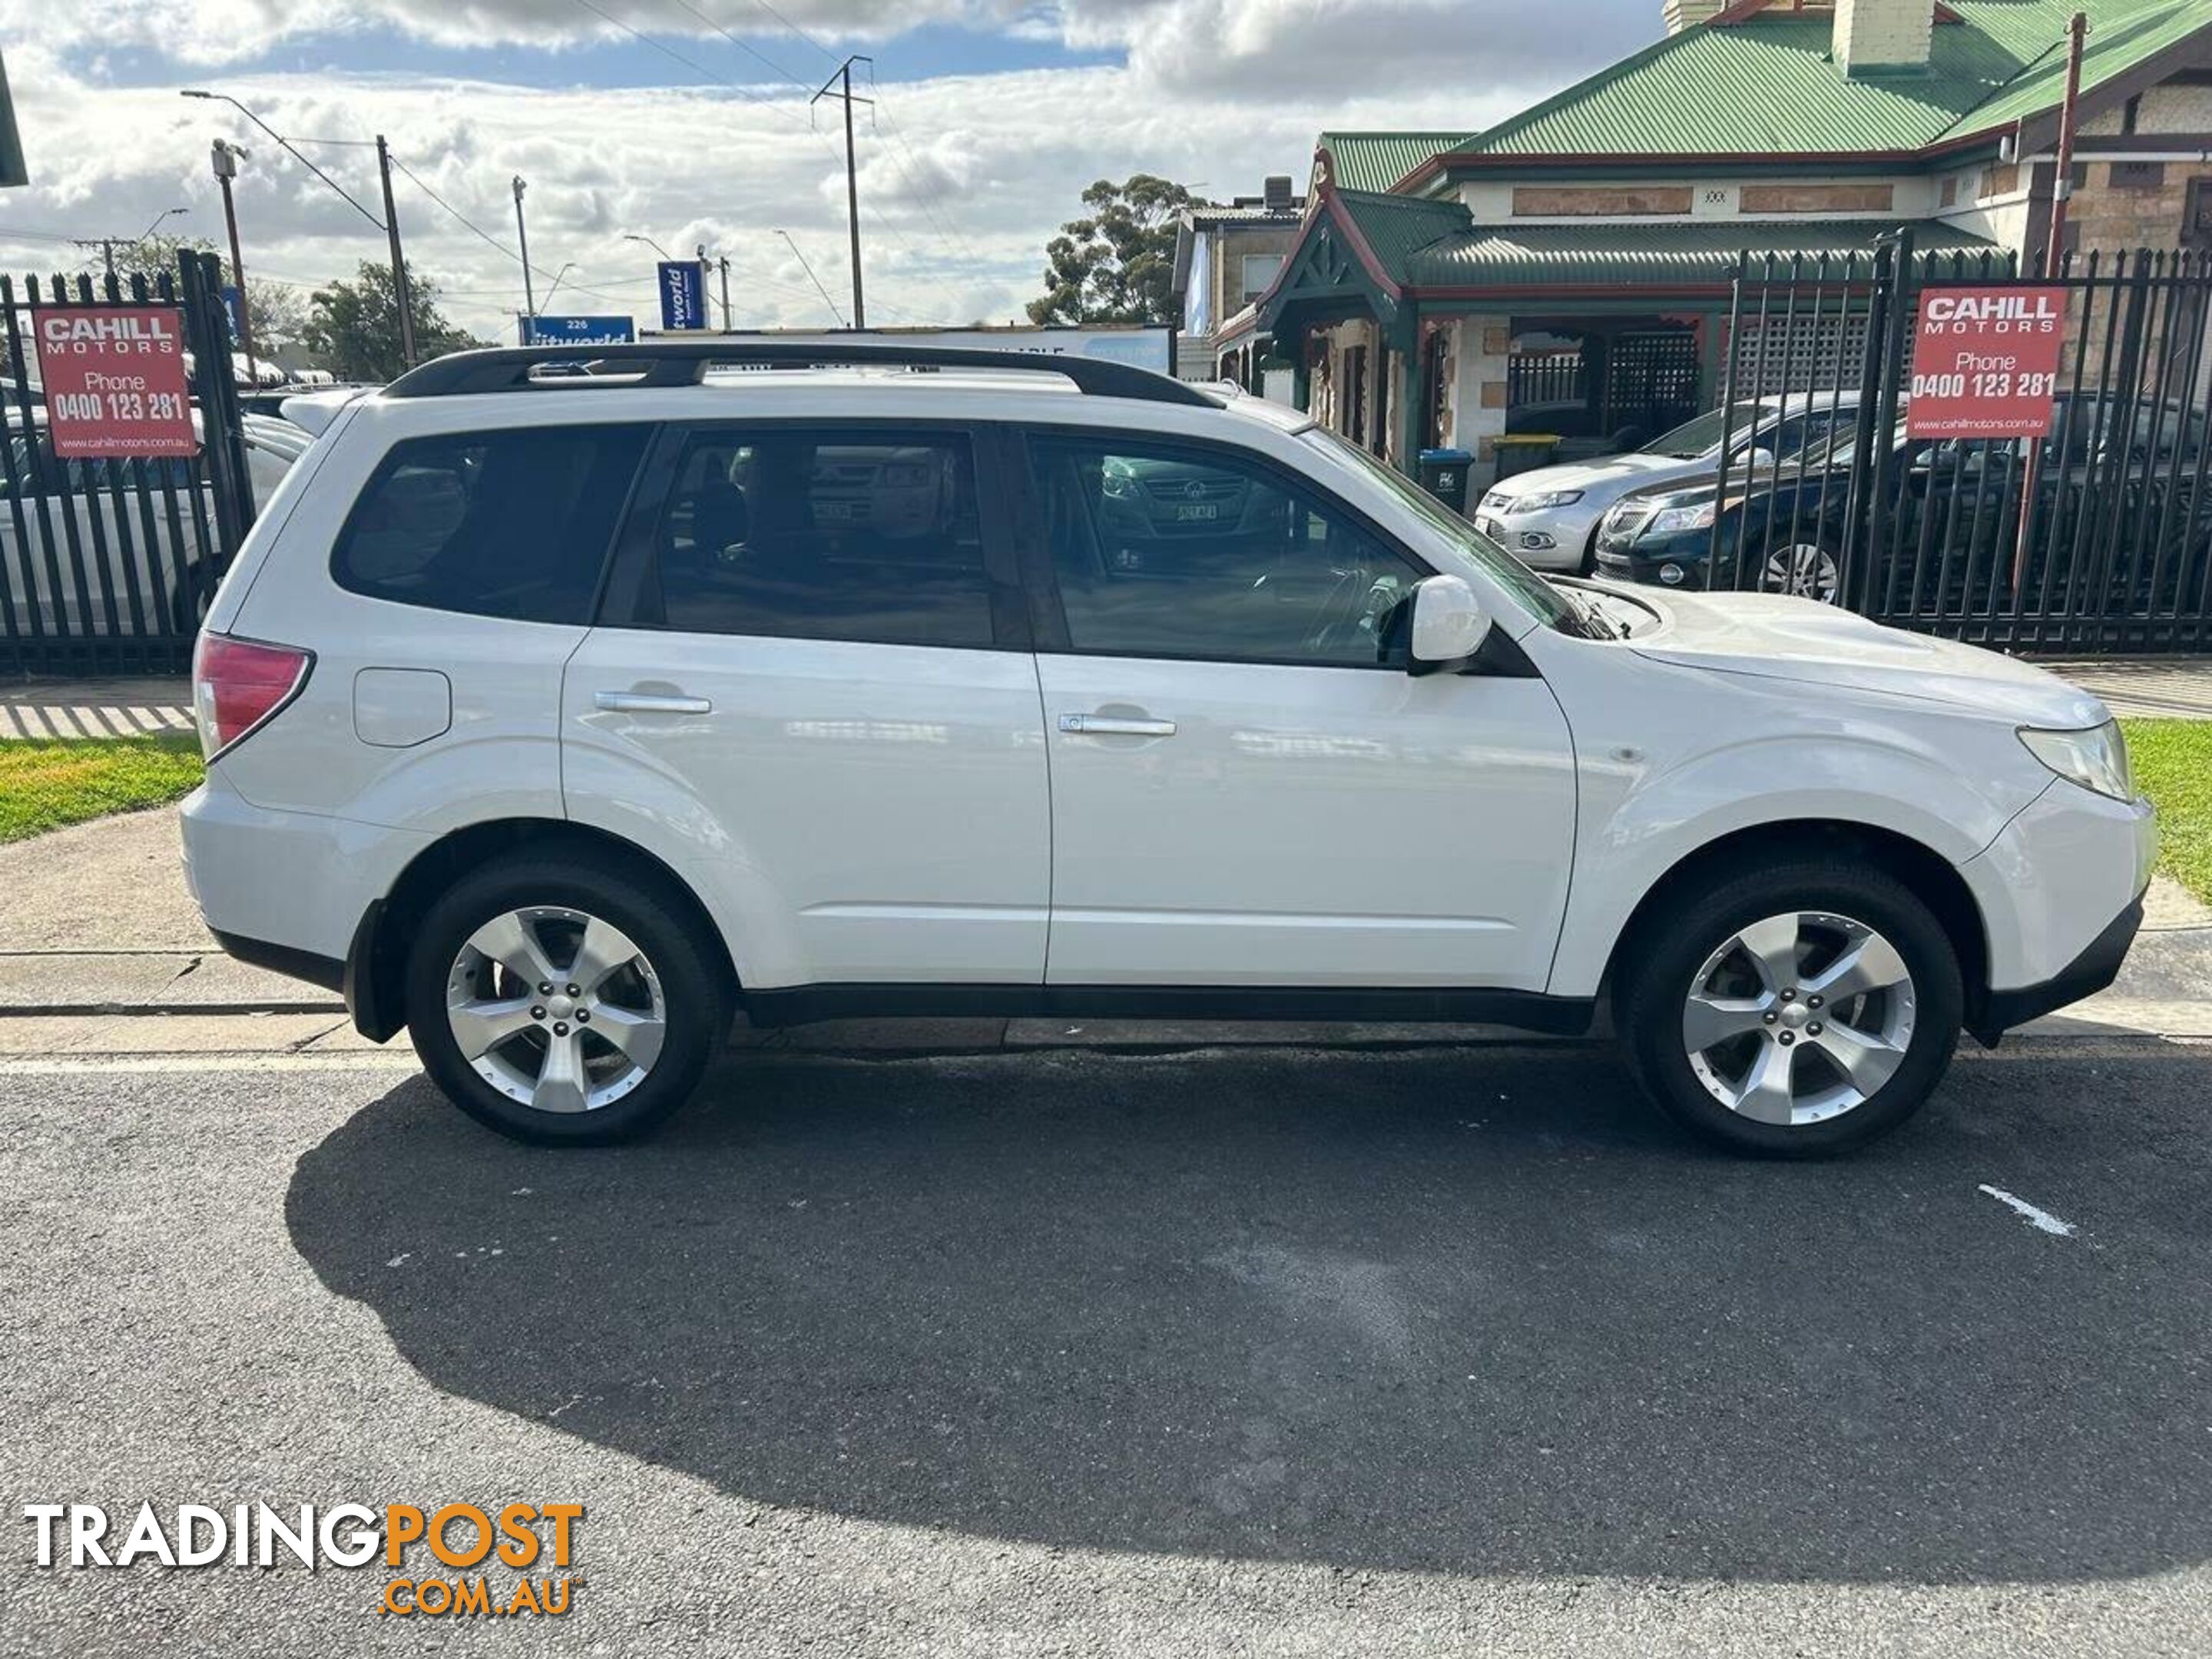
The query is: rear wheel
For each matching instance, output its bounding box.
[1614,859,1962,1156]
[404,857,727,1145]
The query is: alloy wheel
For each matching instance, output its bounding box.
[1760,543,1842,604]
[1680,910,1916,1126]
[445,906,667,1114]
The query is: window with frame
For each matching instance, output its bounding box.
[1028,434,1422,667]
[641,426,994,648]
[331,424,650,624]
[1240,253,1286,302]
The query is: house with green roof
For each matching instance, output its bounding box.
[1233,0,2212,502]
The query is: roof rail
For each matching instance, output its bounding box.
[381,339,1220,408]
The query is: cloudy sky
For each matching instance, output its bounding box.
[0,0,1661,340]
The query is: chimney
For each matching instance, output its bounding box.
[1263,174,1294,213]
[1662,0,1724,31]
[1834,0,1934,75]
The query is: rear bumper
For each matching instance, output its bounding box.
[1972,893,2144,1042]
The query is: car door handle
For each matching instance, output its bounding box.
[1059,714,1176,737]
[595,690,712,715]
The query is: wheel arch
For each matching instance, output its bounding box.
[346,817,740,1041]
[1594,819,1991,1028]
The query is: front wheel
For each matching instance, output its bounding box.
[1758,538,1843,604]
[403,856,728,1146]
[1614,859,1962,1156]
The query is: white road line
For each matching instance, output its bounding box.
[1978,1184,2077,1237]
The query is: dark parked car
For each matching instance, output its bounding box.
[1594,394,2210,610]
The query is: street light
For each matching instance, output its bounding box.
[90,207,187,277]
[137,207,188,242]
[180,88,418,369]
[541,263,578,309]
[210,141,258,389]
[622,233,674,260]
[513,176,535,319]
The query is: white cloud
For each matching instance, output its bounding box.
[0,2,1653,336]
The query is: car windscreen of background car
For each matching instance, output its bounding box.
[331,424,651,624]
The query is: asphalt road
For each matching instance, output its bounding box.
[4,1038,2211,1656]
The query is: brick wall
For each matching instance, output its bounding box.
[1512,185,1694,217]
[1739,182,1898,214]
[2066,164,2212,256]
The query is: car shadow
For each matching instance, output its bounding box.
[286,1041,2212,1583]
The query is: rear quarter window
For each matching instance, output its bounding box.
[331,424,651,623]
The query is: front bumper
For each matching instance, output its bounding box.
[1959,780,2157,1038]
[1971,895,2144,1043]
[1594,548,1709,590]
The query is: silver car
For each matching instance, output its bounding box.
[1473,394,1867,572]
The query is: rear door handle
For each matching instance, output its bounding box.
[1059,713,1176,737]
[596,690,712,715]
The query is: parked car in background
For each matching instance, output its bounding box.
[1472,394,1869,573]
[0,406,310,637]
[1594,394,2212,608]
[181,341,2151,1159]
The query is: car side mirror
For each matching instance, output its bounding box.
[1407,574,1492,674]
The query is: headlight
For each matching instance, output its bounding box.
[1511,489,1583,512]
[1649,502,1717,534]
[2018,720,2133,801]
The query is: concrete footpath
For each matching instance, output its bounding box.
[2,800,2207,1065]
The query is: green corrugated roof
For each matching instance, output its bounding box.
[1402,218,1999,286]
[1318,131,1470,194]
[1333,190,1473,282]
[1452,0,2206,159]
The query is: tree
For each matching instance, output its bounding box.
[68,233,304,351]
[1027,174,1212,326]
[302,261,485,382]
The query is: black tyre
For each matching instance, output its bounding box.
[403,855,729,1146]
[1614,859,1963,1157]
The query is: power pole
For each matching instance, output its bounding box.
[375,134,419,369]
[718,256,733,331]
[212,140,259,388]
[811,55,873,330]
[513,175,536,323]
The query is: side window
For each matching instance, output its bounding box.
[332,424,651,624]
[1028,435,1421,666]
[643,426,993,649]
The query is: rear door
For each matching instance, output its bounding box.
[563,420,1051,991]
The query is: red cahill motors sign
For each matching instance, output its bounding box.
[32,306,197,459]
[1906,286,2068,441]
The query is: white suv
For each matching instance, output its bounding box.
[180,343,2154,1154]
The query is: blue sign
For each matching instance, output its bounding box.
[521,314,637,346]
[220,286,243,346]
[657,260,708,331]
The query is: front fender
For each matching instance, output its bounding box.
[1547,727,2034,997]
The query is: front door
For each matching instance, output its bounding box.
[564,420,1050,990]
[1020,429,1576,991]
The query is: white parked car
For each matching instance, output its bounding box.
[1474,395,1869,573]
[0,407,308,637]
[180,344,2153,1154]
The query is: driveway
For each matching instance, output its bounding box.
[5,1038,2211,1654]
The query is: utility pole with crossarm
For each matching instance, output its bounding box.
[811,55,873,331]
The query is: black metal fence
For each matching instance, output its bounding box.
[1707,236,2212,653]
[0,250,257,674]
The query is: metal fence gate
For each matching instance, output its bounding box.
[0,250,257,675]
[1707,234,2212,653]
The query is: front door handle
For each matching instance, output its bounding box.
[596,690,712,715]
[1059,713,1176,737]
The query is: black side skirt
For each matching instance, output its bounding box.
[741,982,1595,1035]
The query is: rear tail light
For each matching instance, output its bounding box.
[192,632,313,760]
